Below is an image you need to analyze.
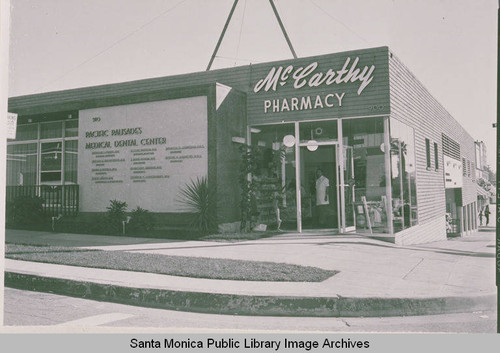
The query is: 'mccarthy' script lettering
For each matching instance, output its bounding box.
[253,57,375,95]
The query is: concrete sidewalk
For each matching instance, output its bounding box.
[4,227,497,317]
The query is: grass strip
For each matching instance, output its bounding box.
[6,243,97,254]
[6,244,338,282]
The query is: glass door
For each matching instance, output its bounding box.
[300,144,339,230]
[40,141,63,185]
[39,141,64,213]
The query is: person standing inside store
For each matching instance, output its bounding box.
[484,205,491,225]
[315,168,330,227]
[478,207,484,226]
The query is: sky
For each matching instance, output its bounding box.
[6,0,498,167]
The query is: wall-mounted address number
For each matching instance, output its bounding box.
[368,105,385,111]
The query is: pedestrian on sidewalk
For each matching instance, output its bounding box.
[478,208,483,226]
[484,205,491,225]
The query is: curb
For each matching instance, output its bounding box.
[5,272,496,317]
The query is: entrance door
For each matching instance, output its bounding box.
[40,141,63,185]
[298,143,356,232]
[300,144,339,230]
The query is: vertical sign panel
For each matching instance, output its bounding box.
[78,96,207,212]
[6,112,17,139]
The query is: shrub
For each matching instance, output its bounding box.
[6,196,47,225]
[178,176,216,235]
[102,199,128,234]
[128,206,155,233]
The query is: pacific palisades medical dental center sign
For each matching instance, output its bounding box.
[248,49,389,124]
[78,97,207,213]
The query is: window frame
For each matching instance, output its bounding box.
[6,119,78,186]
[434,142,439,170]
[425,138,431,170]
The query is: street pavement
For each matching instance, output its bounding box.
[4,223,497,318]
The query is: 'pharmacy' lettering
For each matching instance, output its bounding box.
[264,93,345,113]
[253,57,375,95]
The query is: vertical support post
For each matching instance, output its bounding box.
[337,119,345,233]
[245,125,252,231]
[473,201,477,231]
[467,204,472,235]
[294,122,302,232]
[37,141,41,191]
[268,0,298,59]
[206,0,240,71]
[497,5,500,325]
[384,117,394,235]
[398,141,404,228]
[246,125,252,191]
[335,144,341,232]
[459,206,464,236]
[61,138,65,209]
[281,149,286,207]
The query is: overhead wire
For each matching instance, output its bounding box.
[309,0,369,45]
[215,55,262,63]
[270,0,297,58]
[37,0,189,92]
[234,0,247,66]
[273,0,296,51]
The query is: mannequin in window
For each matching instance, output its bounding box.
[315,168,330,227]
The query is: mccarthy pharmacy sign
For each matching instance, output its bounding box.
[253,56,376,114]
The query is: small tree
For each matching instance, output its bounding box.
[178,176,216,235]
[103,199,128,234]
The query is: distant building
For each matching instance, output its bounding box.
[475,140,493,209]
[475,141,488,181]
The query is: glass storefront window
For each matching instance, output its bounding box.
[64,140,78,184]
[65,119,79,137]
[299,120,338,144]
[390,118,418,231]
[15,124,38,141]
[6,143,38,185]
[8,118,79,186]
[250,124,297,230]
[40,121,63,139]
[342,117,388,233]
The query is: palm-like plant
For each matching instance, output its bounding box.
[104,199,128,234]
[178,176,216,235]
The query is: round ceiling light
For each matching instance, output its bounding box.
[283,135,295,147]
[307,140,318,151]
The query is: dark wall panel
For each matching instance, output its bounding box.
[9,47,390,126]
[214,86,247,224]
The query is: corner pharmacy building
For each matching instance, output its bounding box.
[6,46,479,245]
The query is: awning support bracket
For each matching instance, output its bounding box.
[206,0,298,71]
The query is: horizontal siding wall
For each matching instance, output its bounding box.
[395,215,446,245]
[389,53,477,241]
